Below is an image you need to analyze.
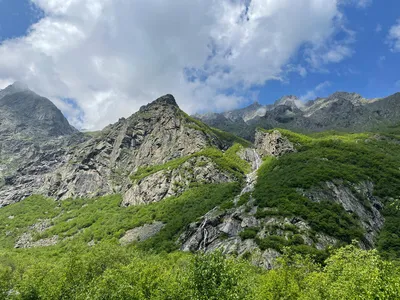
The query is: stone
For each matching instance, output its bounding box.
[119,222,165,245]
[300,180,384,248]
[255,129,296,157]
[122,156,234,206]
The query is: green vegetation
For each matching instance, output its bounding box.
[82,130,102,138]
[0,183,240,253]
[253,129,400,254]
[2,124,400,298]
[131,144,251,182]
[0,244,399,299]
[239,227,259,240]
[237,192,251,206]
[181,110,252,147]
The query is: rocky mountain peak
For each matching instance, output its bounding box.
[0,82,31,100]
[247,101,262,109]
[274,95,300,109]
[139,94,178,112]
[327,91,364,105]
[0,85,77,138]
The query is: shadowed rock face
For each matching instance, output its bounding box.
[299,180,384,249]
[0,83,82,206]
[0,83,77,137]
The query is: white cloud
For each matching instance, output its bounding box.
[340,0,372,8]
[388,19,400,52]
[0,0,351,130]
[0,78,14,89]
[300,81,332,101]
[355,0,372,8]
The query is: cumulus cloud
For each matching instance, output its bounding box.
[300,81,332,101]
[388,19,400,52]
[0,0,353,130]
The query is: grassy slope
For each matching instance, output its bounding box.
[131,144,251,182]
[0,142,250,253]
[253,128,400,257]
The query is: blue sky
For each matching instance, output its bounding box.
[258,0,400,102]
[0,0,399,129]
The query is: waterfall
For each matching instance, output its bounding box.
[236,149,262,200]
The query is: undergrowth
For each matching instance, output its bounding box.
[253,129,400,253]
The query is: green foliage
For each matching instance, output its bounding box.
[0,196,59,248]
[237,192,251,206]
[253,245,400,300]
[1,244,399,299]
[181,111,251,147]
[210,127,252,148]
[191,251,251,300]
[377,197,400,259]
[130,155,190,181]
[253,129,400,247]
[256,235,288,251]
[224,143,252,174]
[131,145,250,183]
[0,183,240,253]
[239,227,259,240]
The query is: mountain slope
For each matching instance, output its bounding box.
[0,83,83,206]
[0,82,77,137]
[0,93,248,206]
[196,91,400,140]
[1,127,399,270]
[1,87,400,281]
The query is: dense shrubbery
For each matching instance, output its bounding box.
[0,244,399,299]
[0,183,241,253]
[253,129,400,255]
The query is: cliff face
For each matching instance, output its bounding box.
[0,83,83,207]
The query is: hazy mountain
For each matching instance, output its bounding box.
[195,91,400,140]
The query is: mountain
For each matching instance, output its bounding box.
[0,82,77,137]
[1,84,400,297]
[0,92,247,206]
[0,83,83,206]
[195,91,400,140]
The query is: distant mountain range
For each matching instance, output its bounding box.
[194,91,400,140]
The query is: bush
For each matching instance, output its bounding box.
[239,228,259,240]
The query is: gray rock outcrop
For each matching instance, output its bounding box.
[254,129,296,157]
[300,180,384,248]
[122,156,234,206]
[119,222,165,245]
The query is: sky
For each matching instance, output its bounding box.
[0,0,399,130]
